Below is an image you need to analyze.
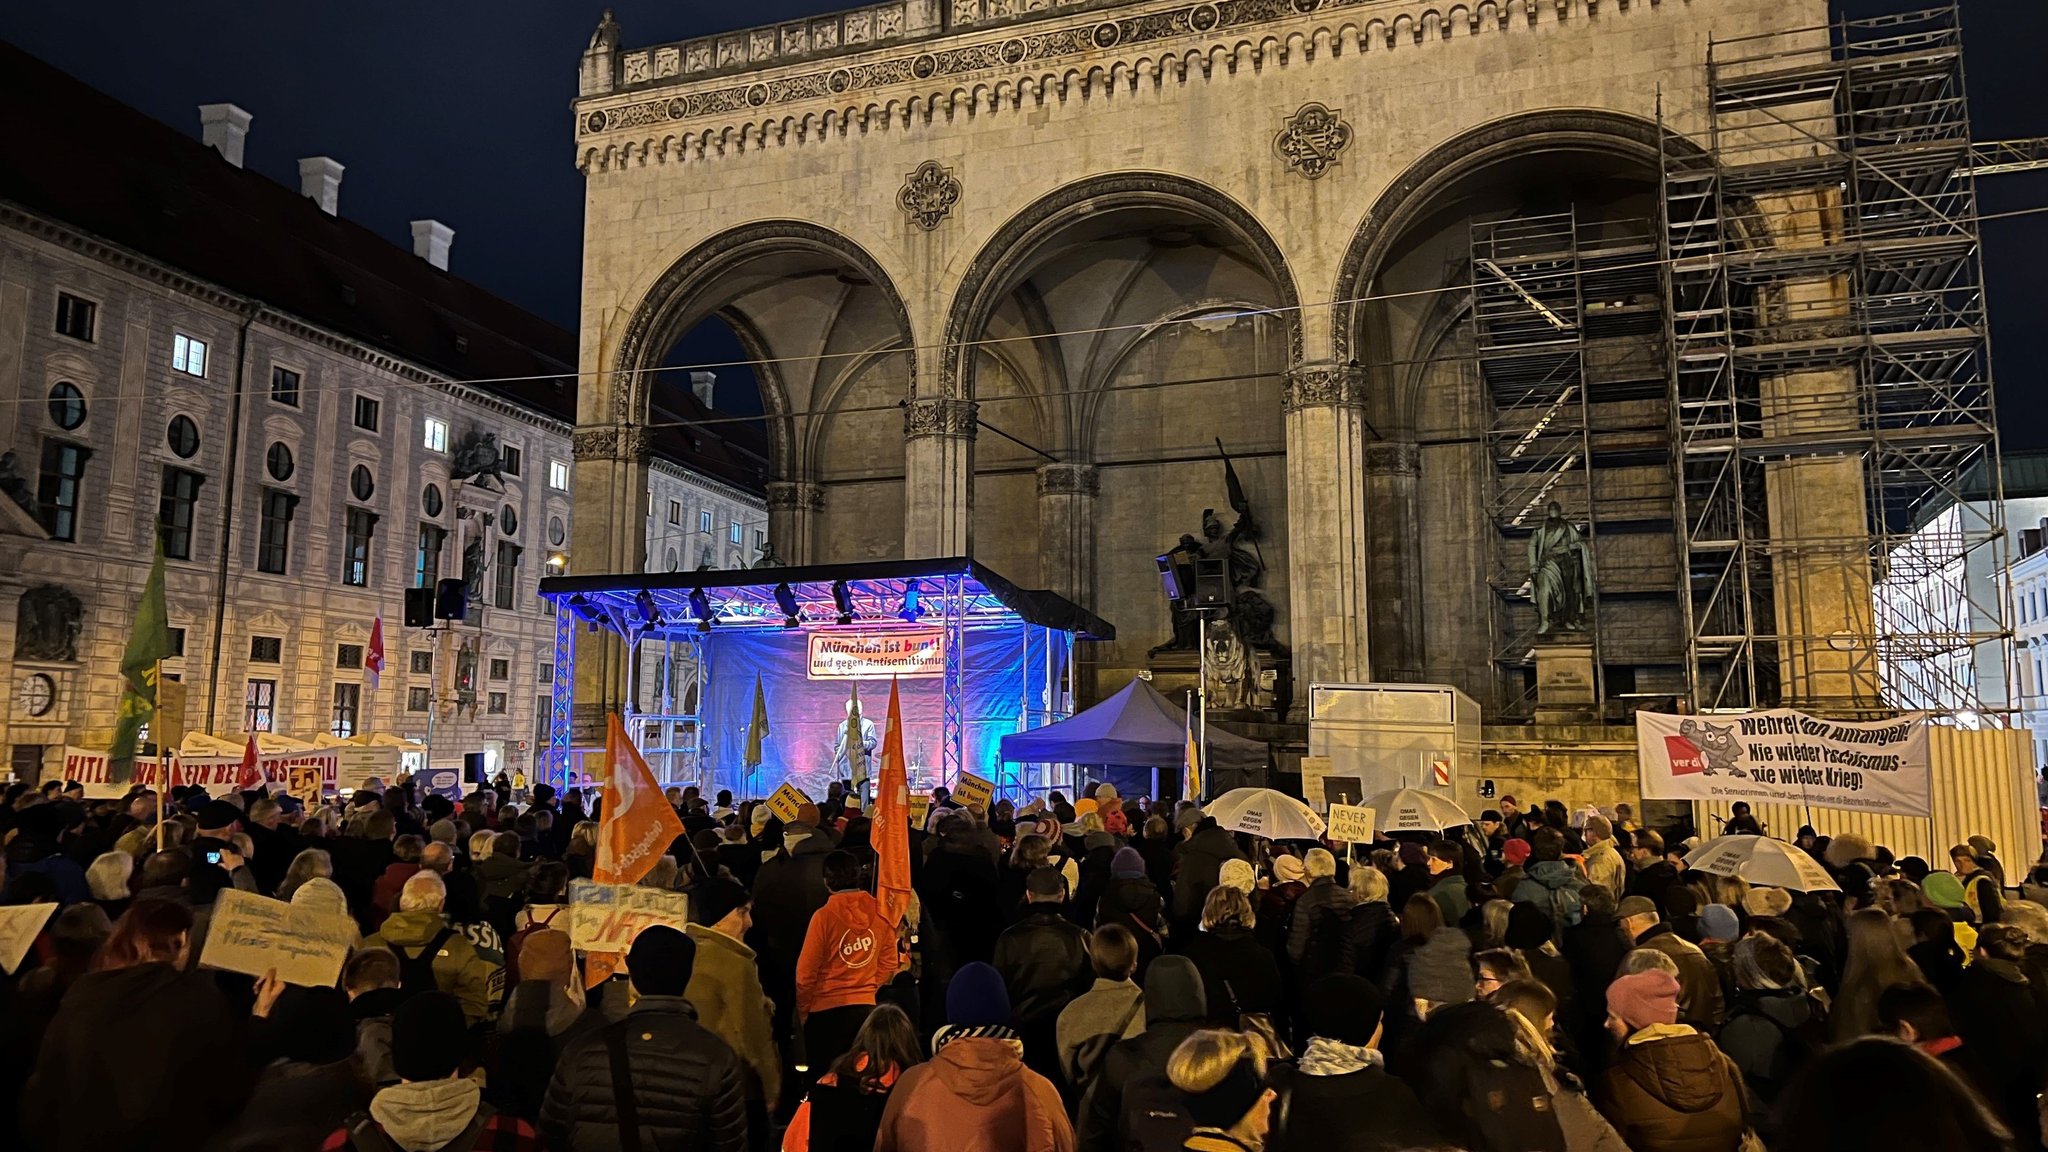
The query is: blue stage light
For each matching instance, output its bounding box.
[899,580,923,622]
[832,579,855,626]
[774,582,802,628]
[689,587,713,632]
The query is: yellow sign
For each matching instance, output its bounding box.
[908,793,932,830]
[952,770,994,811]
[1326,804,1378,845]
[288,762,324,808]
[766,782,811,823]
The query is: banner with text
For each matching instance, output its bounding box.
[69,747,341,799]
[566,880,693,956]
[807,629,946,680]
[1636,710,1931,817]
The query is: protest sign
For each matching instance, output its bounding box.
[198,888,355,987]
[567,880,693,955]
[1637,709,1931,817]
[0,904,57,975]
[288,761,324,808]
[909,793,932,829]
[1326,804,1377,845]
[952,770,995,811]
[766,782,811,823]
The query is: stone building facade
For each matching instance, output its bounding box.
[0,47,764,783]
[564,0,1847,726]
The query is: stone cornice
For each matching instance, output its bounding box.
[576,0,1681,171]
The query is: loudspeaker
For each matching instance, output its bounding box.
[434,578,469,622]
[404,588,435,629]
[464,752,486,783]
[1192,557,1232,610]
[1155,554,1187,603]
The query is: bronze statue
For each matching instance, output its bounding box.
[1149,443,1282,661]
[449,429,506,491]
[753,539,786,568]
[15,585,83,663]
[461,535,487,603]
[1528,500,1595,634]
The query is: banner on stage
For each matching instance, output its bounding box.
[1635,709,1931,817]
[807,629,945,680]
[0,904,57,975]
[198,888,355,987]
[766,782,811,823]
[69,746,340,799]
[952,770,995,811]
[1326,804,1377,845]
[567,881,692,956]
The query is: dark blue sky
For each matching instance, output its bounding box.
[5,1,2044,441]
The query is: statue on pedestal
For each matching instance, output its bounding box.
[1529,501,1595,634]
[1148,445,1285,712]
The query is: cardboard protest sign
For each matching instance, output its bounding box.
[0,904,57,975]
[766,782,811,823]
[288,761,325,808]
[567,880,692,957]
[952,770,995,811]
[1637,709,1931,817]
[1326,804,1377,845]
[198,888,355,987]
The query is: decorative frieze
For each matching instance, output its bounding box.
[764,480,826,511]
[1363,441,1421,477]
[570,426,653,463]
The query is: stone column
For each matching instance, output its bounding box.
[1284,362,1373,701]
[764,481,824,565]
[1036,463,1099,605]
[1363,440,1424,682]
[903,397,977,558]
[567,423,650,743]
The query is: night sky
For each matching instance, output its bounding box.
[4,1,2043,443]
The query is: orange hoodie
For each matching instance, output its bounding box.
[796,888,903,1019]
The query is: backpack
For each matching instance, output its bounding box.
[396,927,457,1000]
[344,1101,493,1152]
[504,905,564,985]
[1118,1072,1196,1152]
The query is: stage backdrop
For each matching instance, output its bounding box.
[702,620,1050,801]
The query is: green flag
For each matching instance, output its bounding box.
[744,672,770,769]
[109,538,172,775]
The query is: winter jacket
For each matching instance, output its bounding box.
[919,838,1008,981]
[363,908,505,1024]
[1268,1055,1439,1152]
[1077,956,1208,1152]
[22,962,253,1152]
[1428,871,1471,929]
[1949,956,2048,1136]
[1634,923,1726,1028]
[207,1057,368,1152]
[875,1036,1074,1152]
[685,922,783,1109]
[491,980,605,1120]
[752,834,836,967]
[371,860,422,920]
[1597,1025,1749,1152]
[1055,977,1147,1085]
[351,986,403,1087]
[1177,923,1283,1028]
[540,994,748,1152]
[476,852,532,902]
[1347,900,1400,987]
[1095,876,1166,938]
[319,1077,542,1152]
[996,905,1095,1078]
[1512,860,1587,932]
[1715,988,1819,1104]
[796,888,903,1018]
[1286,878,1359,964]
[1170,826,1248,922]
[1581,840,1626,900]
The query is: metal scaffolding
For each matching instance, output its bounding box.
[1658,4,2006,717]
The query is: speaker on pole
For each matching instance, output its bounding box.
[464,752,487,784]
[435,578,469,622]
[404,587,435,629]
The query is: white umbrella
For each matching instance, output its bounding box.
[1684,834,1840,892]
[1205,787,1327,841]
[1363,787,1472,833]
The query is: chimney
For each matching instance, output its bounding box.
[410,220,454,271]
[198,103,252,167]
[689,371,717,408]
[298,157,344,215]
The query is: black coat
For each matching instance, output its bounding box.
[1170,827,1247,922]
[1268,1062,1440,1152]
[540,995,748,1152]
[749,835,834,968]
[995,907,1094,1079]
[1346,901,1399,989]
[1948,957,2048,1138]
[1177,924,1283,1028]
[243,821,304,896]
[205,1058,368,1152]
[917,841,1007,981]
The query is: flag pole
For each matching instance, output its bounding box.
[154,657,165,853]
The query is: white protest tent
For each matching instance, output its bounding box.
[1205,787,1327,841]
[1684,833,1840,892]
[1363,787,1473,833]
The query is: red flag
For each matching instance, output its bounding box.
[872,678,913,933]
[587,714,688,987]
[365,615,385,691]
[236,732,264,791]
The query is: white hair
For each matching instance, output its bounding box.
[86,852,134,902]
[397,870,448,914]
[1348,864,1389,903]
[1304,846,1338,881]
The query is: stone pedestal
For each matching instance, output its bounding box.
[1532,636,1597,725]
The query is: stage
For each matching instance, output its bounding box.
[536,559,1114,800]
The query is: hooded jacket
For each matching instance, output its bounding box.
[1077,956,1208,1152]
[874,1036,1073,1152]
[685,922,783,1109]
[1715,988,1817,1103]
[363,909,505,1024]
[1597,1025,1749,1152]
[797,888,904,1018]
[1511,860,1586,931]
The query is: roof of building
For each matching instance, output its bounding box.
[0,40,767,493]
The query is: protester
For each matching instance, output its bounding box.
[343,947,405,1086]
[686,876,783,1118]
[1832,906,1931,1041]
[874,961,1073,1152]
[796,851,902,1078]
[784,1004,921,1152]
[1077,955,1207,1152]
[1617,894,1725,1028]
[322,990,541,1151]
[492,927,601,1121]
[1176,885,1283,1031]
[1168,1029,1275,1152]
[1055,923,1147,1086]
[1773,1036,2017,1152]
[361,870,505,1024]
[1267,976,1437,1152]
[1596,969,1750,1152]
[214,984,367,1150]
[1945,922,2046,1139]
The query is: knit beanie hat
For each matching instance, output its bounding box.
[946,961,1012,1027]
[198,799,243,835]
[1502,839,1532,867]
[750,806,772,834]
[1922,871,1968,910]
[1505,902,1555,949]
[520,928,575,985]
[1272,854,1307,885]
[272,985,357,1065]
[391,991,469,1081]
[1305,974,1385,1045]
[627,925,697,996]
[1218,858,1257,894]
[1743,886,1793,918]
[1699,904,1740,943]
[794,803,822,828]
[1408,928,1476,1006]
[692,878,752,928]
[1606,969,1682,1031]
[290,877,351,927]
[1111,847,1147,880]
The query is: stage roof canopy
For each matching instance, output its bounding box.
[999,676,1267,771]
[538,557,1114,641]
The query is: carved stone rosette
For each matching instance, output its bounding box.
[1274,102,1353,180]
[570,425,654,463]
[1035,462,1099,498]
[1363,441,1421,477]
[903,397,979,439]
[898,160,962,231]
[764,480,826,511]
[1281,363,1365,413]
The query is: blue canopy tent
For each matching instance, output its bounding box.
[999,677,1267,797]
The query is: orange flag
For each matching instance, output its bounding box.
[871,677,913,932]
[586,714,687,987]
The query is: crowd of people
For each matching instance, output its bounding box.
[2,773,2045,1152]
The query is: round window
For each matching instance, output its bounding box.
[266,441,294,482]
[166,415,200,458]
[548,515,566,547]
[350,464,375,501]
[48,382,85,430]
[501,505,519,535]
[665,548,678,571]
[422,483,443,517]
